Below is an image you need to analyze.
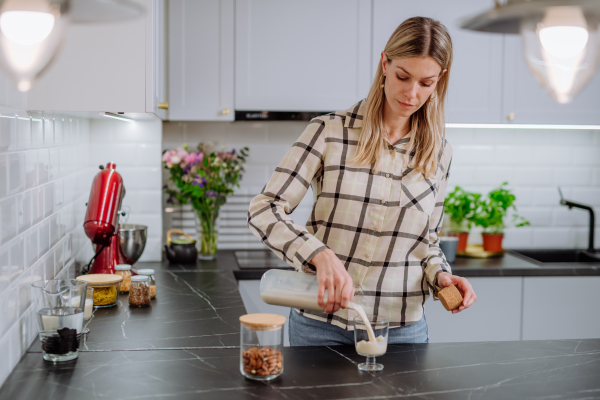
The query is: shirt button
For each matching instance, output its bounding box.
[385,173,390,178]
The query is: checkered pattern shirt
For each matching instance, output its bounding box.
[248,99,453,330]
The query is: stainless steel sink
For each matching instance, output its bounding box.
[507,248,600,265]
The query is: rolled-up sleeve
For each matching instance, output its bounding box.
[247,118,329,272]
[423,144,453,294]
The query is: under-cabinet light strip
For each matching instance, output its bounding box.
[446,123,600,130]
[102,112,134,123]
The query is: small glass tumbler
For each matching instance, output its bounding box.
[37,307,84,363]
[82,287,94,335]
[240,314,285,381]
[353,315,389,372]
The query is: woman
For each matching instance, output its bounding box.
[248,17,477,346]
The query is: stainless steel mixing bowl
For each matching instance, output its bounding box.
[119,224,148,264]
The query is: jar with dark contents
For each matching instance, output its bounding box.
[137,269,156,299]
[129,275,151,307]
[114,264,132,293]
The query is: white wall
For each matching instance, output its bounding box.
[0,107,91,387]
[86,118,163,262]
[162,121,600,250]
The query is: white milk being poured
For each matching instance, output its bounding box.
[261,288,387,356]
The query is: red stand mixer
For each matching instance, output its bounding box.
[83,163,133,274]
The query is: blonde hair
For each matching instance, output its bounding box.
[351,17,453,178]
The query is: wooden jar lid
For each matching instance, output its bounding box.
[240,313,286,330]
[76,274,123,286]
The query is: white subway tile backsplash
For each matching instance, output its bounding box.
[533,187,564,206]
[7,152,24,195]
[49,213,59,247]
[473,166,514,185]
[553,208,590,227]
[502,227,533,248]
[570,188,600,206]
[17,191,31,234]
[532,228,573,248]
[534,146,572,165]
[137,143,162,166]
[24,227,38,269]
[0,114,16,152]
[126,214,161,239]
[38,218,50,255]
[555,130,594,145]
[54,179,63,210]
[0,154,6,198]
[452,145,494,165]
[494,146,536,165]
[554,167,592,186]
[572,147,600,166]
[0,329,10,386]
[16,113,30,150]
[0,196,17,245]
[48,148,58,180]
[16,268,32,317]
[24,150,37,189]
[519,207,553,227]
[513,168,554,186]
[43,182,54,218]
[37,149,49,185]
[31,188,43,226]
[0,284,17,338]
[119,167,162,190]
[54,116,63,145]
[135,191,162,213]
[31,114,43,148]
[43,114,54,146]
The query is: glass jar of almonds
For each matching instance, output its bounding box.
[239,314,285,381]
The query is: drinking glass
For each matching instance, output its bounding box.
[82,287,94,335]
[37,307,84,362]
[353,315,389,372]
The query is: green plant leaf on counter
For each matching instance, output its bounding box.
[472,181,530,234]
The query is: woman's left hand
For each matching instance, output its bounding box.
[436,272,477,314]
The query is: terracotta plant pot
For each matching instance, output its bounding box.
[448,232,469,252]
[482,233,504,252]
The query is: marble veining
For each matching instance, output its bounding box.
[3,251,598,400]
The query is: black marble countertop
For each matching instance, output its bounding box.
[1,250,599,399]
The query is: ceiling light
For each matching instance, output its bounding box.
[0,0,68,92]
[460,0,600,104]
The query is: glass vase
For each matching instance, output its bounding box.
[195,208,221,260]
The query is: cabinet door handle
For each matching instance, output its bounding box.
[222,108,230,115]
[158,102,169,110]
[507,112,515,121]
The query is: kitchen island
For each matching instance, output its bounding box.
[1,251,599,399]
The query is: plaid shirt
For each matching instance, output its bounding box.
[248,99,453,329]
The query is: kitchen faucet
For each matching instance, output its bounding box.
[558,187,600,260]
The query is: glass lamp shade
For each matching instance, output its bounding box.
[520,6,600,104]
[0,0,69,92]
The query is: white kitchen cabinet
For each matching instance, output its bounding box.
[522,277,600,340]
[27,0,166,117]
[503,36,600,125]
[425,277,523,343]
[373,0,504,124]
[235,0,372,112]
[146,0,168,119]
[168,0,234,121]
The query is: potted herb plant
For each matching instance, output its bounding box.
[472,182,530,252]
[444,186,481,252]
[162,143,249,260]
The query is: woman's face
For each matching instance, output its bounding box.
[381,53,446,118]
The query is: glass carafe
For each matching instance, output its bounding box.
[32,279,89,312]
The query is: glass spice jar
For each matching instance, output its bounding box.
[114,264,132,293]
[129,276,151,307]
[137,269,156,299]
[239,314,285,381]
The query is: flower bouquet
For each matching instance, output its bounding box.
[162,142,249,260]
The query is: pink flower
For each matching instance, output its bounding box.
[162,150,179,167]
[185,152,203,164]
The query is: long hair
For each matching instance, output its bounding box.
[350,17,453,178]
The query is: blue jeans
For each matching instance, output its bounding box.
[288,308,429,346]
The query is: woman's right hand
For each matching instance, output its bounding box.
[310,249,354,314]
